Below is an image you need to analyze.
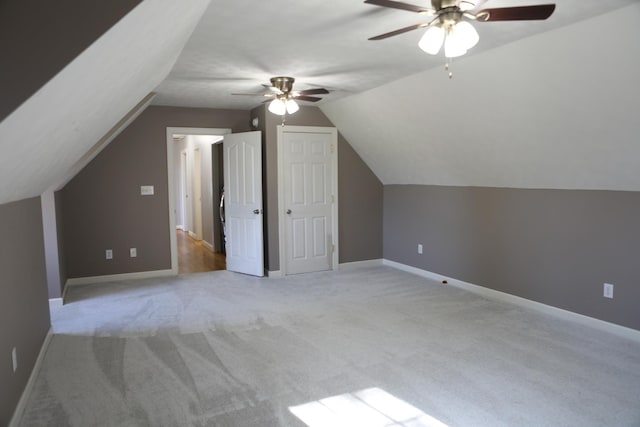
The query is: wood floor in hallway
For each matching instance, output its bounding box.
[177,230,226,274]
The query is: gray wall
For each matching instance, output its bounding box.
[251,105,383,271]
[60,106,250,278]
[60,104,381,278]
[0,197,50,425]
[384,185,640,330]
[0,0,141,121]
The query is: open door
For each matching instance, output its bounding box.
[223,131,264,277]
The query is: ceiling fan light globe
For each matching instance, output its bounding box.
[268,98,286,115]
[444,33,467,58]
[454,20,479,50]
[418,25,445,55]
[285,99,300,114]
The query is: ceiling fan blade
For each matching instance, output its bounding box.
[477,4,555,22]
[262,84,284,94]
[364,0,434,14]
[294,95,322,102]
[232,92,273,97]
[296,88,329,96]
[369,22,429,40]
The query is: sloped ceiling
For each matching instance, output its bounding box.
[1,0,638,206]
[0,0,142,122]
[154,0,635,110]
[321,3,640,191]
[0,0,210,205]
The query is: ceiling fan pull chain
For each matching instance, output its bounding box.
[445,58,453,79]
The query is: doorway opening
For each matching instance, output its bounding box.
[170,131,228,274]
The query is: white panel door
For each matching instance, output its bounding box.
[223,131,264,277]
[283,131,335,275]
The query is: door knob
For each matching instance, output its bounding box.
[253,209,261,214]
[286,209,292,215]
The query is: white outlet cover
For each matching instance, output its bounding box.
[12,347,17,372]
[418,244,423,254]
[130,248,137,257]
[106,249,113,260]
[603,283,614,299]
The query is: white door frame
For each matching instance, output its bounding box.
[277,125,339,275]
[180,150,188,230]
[166,127,231,274]
[193,146,203,240]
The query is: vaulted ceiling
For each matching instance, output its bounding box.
[1,0,639,206]
[322,4,640,190]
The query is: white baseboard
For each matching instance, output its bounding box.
[188,231,198,240]
[48,298,63,309]
[65,269,175,287]
[266,269,283,278]
[339,259,383,269]
[176,225,185,230]
[9,328,53,427]
[383,259,640,342]
[202,240,214,252]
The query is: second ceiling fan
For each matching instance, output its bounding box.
[365,0,555,58]
[233,77,329,116]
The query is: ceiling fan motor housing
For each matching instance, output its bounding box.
[432,0,457,11]
[270,76,295,94]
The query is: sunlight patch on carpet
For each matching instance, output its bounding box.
[289,387,448,427]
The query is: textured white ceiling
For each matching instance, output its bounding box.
[153,0,636,110]
[0,0,210,205]
[2,0,638,206]
[321,3,640,190]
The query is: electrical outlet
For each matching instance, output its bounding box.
[603,283,614,299]
[12,347,17,373]
[105,249,113,260]
[418,244,423,255]
[130,248,137,258]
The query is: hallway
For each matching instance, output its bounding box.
[177,230,226,274]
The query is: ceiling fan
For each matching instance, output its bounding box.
[365,0,555,58]
[233,76,329,116]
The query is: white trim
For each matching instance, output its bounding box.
[202,240,213,252]
[266,269,283,278]
[188,230,199,240]
[65,269,174,287]
[383,259,640,342]
[339,259,383,269]
[48,298,63,309]
[9,328,53,427]
[176,225,185,230]
[61,279,70,301]
[166,127,231,275]
[277,125,339,276]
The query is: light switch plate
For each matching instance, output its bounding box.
[140,185,154,196]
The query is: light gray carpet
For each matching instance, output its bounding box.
[18,266,640,426]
